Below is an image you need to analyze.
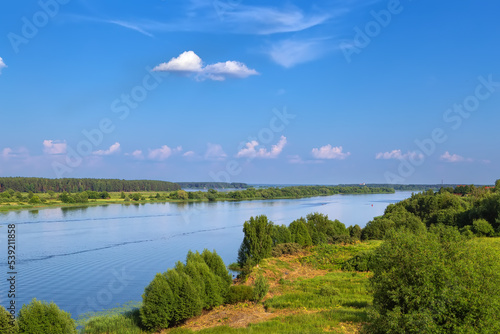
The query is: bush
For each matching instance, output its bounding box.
[366,228,500,333]
[225,285,254,304]
[140,273,175,331]
[318,286,340,296]
[271,242,302,257]
[252,275,269,302]
[0,305,17,334]
[341,251,374,272]
[28,195,41,204]
[17,299,76,334]
[472,218,494,236]
[82,310,142,334]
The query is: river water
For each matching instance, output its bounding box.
[0,191,413,318]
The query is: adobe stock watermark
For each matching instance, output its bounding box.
[8,0,71,54]
[74,266,134,316]
[340,0,414,63]
[51,67,164,177]
[384,74,500,183]
[209,107,295,184]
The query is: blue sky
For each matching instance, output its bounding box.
[0,0,499,185]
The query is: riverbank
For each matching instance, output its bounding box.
[0,187,396,213]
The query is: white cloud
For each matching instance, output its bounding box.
[375,150,424,160]
[237,136,287,159]
[1,147,29,159]
[204,143,227,161]
[440,151,473,163]
[43,140,67,155]
[183,151,196,157]
[152,51,203,72]
[268,37,330,68]
[153,51,258,81]
[93,142,121,156]
[148,145,182,161]
[126,149,144,160]
[2,148,12,158]
[201,61,258,81]
[311,145,350,160]
[0,57,6,74]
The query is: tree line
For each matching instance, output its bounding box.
[176,182,248,189]
[0,177,180,193]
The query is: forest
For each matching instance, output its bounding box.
[0,177,180,193]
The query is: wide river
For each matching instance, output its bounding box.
[0,191,413,318]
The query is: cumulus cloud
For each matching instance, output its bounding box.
[311,145,350,160]
[440,151,472,163]
[43,140,67,155]
[0,57,6,74]
[153,51,203,72]
[153,51,258,81]
[93,142,121,156]
[148,145,182,161]
[204,143,227,161]
[237,136,287,159]
[375,150,424,160]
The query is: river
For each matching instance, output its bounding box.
[0,191,413,318]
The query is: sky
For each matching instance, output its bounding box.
[0,0,499,185]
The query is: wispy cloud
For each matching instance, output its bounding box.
[440,151,473,163]
[43,140,67,155]
[267,37,332,68]
[237,136,287,159]
[204,143,227,161]
[148,145,182,161]
[153,51,258,81]
[0,57,6,74]
[107,20,154,37]
[93,142,121,156]
[312,145,350,160]
[375,150,424,160]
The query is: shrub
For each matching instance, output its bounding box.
[472,218,494,236]
[28,195,41,204]
[271,242,302,257]
[225,285,254,304]
[318,286,340,296]
[140,273,175,331]
[17,299,76,334]
[366,228,500,333]
[0,305,17,334]
[341,251,374,272]
[252,275,269,302]
[82,310,142,334]
[164,269,203,325]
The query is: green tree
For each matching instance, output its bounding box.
[252,275,269,302]
[495,179,500,192]
[271,224,292,246]
[348,224,362,240]
[0,305,17,334]
[237,215,273,267]
[17,299,76,334]
[366,228,500,333]
[164,269,203,324]
[289,218,313,247]
[140,273,175,331]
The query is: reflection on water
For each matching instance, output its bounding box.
[0,191,412,318]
